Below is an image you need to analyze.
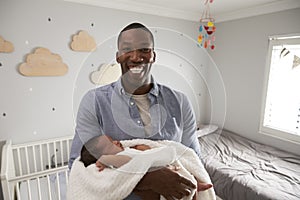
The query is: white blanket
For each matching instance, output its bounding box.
[67,139,216,200]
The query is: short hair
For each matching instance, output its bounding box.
[117,22,154,49]
[80,144,97,167]
[80,136,99,167]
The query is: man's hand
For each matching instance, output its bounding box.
[134,189,160,200]
[136,167,196,200]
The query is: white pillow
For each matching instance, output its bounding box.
[196,124,218,138]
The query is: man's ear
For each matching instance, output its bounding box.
[150,51,156,63]
[116,51,120,63]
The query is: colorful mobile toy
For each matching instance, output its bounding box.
[198,0,216,50]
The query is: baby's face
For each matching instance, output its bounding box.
[105,135,124,150]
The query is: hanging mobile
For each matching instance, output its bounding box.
[198,0,216,50]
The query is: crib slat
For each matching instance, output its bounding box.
[17,148,23,176]
[25,147,30,174]
[67,139,70,161]
[47,175,53,200]
[65,170,69,186]
[60,141,64,167]
[39,144,46,170]
[54,142,58,168]
[47,143,51,170]
[16,182,21,200]
[56,172,61,200]
[26,179,32,200]
[33,145,37,172]
[37,177,42,200]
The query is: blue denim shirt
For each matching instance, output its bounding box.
[69,78,201,199]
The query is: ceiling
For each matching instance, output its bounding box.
[65,0,300,22]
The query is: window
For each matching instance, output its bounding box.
[260,35,300,144]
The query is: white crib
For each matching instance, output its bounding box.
[1,136,73,200]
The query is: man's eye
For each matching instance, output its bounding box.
[122,47,132,52]
[140,48,151,53]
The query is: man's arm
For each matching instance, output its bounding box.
[69,90,103,169]
[180,94,201,157]
[135,167,196,200]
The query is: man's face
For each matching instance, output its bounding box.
[116,28,156,89]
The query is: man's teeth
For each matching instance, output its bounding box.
[130,67,143,73]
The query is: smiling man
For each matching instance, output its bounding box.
[116,24,156,95]
[69,22,208,200]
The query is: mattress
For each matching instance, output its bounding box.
[198,130,300,200]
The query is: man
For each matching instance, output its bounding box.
[69,22,207,199]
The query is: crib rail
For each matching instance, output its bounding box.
[1,135,73,200]
[11,136,73,176]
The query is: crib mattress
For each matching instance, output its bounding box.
[199,130,300,200]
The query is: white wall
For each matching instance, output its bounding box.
[0,0,214,144]
[209,8,300,155]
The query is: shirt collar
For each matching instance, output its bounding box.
[116,76,159,97]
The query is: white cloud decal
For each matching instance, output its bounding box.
[91,63,121,85]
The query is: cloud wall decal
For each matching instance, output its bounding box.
[70,30,96,52]
[19,47,68,76]
[0,36,14,53]
[91,63,121,85]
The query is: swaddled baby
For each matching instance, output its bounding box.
[80,135,212,200]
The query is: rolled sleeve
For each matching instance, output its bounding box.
[69,90,103,169]
[180,94,201,157]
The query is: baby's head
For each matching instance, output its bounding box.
[80,135,124,167]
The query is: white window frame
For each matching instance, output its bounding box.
[259,34,300,144]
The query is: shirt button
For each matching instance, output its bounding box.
[137,120,141,124]
[130,102,134,106]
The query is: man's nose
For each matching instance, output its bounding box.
[130,49,143,62]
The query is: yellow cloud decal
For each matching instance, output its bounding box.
[71,30,96,52]
[91,63,121,85]
[0,36,14,53]
[19,47,68,76]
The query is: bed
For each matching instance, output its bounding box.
[198,129,300,200]
[1,136,73,200]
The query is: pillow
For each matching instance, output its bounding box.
[196,124,218,138]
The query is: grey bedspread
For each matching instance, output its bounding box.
[199,130,300,200]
